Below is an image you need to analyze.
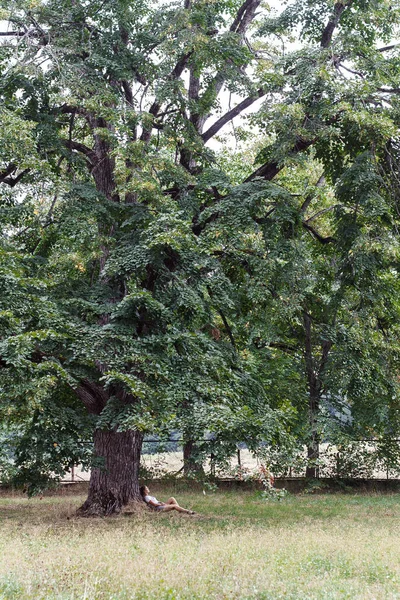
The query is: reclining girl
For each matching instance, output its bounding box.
[140,485,195,514]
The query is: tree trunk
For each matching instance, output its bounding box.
[78,429,143,516]
[305,391,320,479]
[183,439,204,476]
[303,313,332,479]
[303,311,320,479]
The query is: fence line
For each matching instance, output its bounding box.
[62,439,400,482]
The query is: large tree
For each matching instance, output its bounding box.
[1,0,400,511]
[0,0,280,514]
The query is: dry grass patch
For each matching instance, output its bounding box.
[1,490,400,599]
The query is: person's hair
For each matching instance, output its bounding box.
[139,485,147,498]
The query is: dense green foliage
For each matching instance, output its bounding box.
[1,0,400,495]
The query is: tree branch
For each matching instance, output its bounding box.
[252,206,277,224]
[121,79,134,105]
[59,104,89,117]
[0,163,17,182]
[140,51,193,142]
[245,137,316,183]
[74,379,109,415]
[242,7,351,185]
[244,3,351,185]
[62,139,96,162]
[206,284,237,349]
[171,51,193,80]
[198,0,261,123]
[119,26,146,86]
[319,339,333,376]
[300,175,326,212]
[230,0,261,35]
[0,164,30,187]
[202,89,265,143]
[267,341,297,353]
[305,204,343,223]
[320,2,353,48]
[303,222,336,244]
[192,210,220,236]
[377,43,400,52]
[4,169,30,187]
[0,31,27,36]
[337,62,364,78]
[217,309,237,349]
[377,87,400,95]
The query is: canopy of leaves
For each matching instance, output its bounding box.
[1,0,400,487]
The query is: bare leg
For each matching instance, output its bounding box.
[165,497,179,505]
[160,504,191,514]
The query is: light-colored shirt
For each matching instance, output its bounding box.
[144,494,161,506]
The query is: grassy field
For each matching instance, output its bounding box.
[1,486,400,599]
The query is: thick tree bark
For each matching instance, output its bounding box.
[78,429,143,516]
[73,113,144,516]
[75,381,144,515]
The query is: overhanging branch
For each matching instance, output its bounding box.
[377,43,400,52]
[0,163,17,182]
[305,204,343,223]
[74,379,109,415]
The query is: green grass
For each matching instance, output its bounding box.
[1,487,400,599]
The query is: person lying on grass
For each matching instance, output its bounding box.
[140,485,195,514]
